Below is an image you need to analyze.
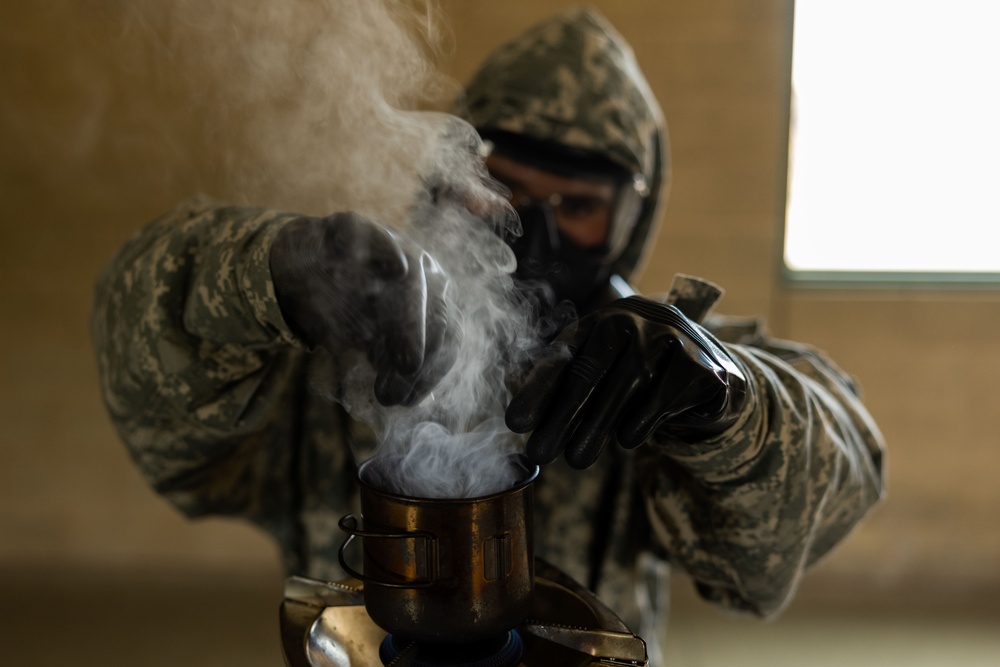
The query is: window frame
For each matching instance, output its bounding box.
[777,1,1000,290]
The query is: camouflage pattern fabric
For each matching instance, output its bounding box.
[458,7,668,283]
[91,6,885,653]
[91,197,884,626]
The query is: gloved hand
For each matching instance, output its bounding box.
[269,211,456,407]
[506,296,747,469]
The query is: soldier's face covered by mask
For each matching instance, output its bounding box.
[461,8,666,311]
[486,144,637,309]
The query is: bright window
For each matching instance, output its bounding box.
[784,0,1000,282]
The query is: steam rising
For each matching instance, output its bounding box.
[107,0,466,222]
[109,0,540,497]
[338,137,539,498]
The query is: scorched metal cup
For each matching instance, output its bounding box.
[338,456,538,644]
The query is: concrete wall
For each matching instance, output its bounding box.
[2,0,998,603]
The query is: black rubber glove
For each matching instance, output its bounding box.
[506,296,747,469]
[269,211,456,407]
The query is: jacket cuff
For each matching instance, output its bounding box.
[655,347,767,483]
[238,215,306,349]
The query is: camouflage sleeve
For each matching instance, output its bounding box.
[639,329,886,618]
[91,196,311,530]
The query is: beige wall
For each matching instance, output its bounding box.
[2,0,998,602]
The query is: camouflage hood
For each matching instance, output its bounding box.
[460,7,668,280]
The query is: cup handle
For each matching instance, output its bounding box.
[337,514,438,589]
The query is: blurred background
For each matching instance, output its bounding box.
[1,1,998,665]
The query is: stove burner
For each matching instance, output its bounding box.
[283,561,649,666]
[378,629,523,667]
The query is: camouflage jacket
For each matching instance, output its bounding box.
[92,196,885,642]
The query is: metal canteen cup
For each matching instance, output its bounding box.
[338,456,539,644]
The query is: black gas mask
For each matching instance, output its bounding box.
[508,197,612,310]
[481,131,647,313]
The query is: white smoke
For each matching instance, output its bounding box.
[106,0,539,498]
[107,0,464,221]
[337,125,539,497]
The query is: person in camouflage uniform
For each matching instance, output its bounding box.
[92,6,884,657]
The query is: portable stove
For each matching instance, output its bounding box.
[280,558,648,666]
[280,456,648,666]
